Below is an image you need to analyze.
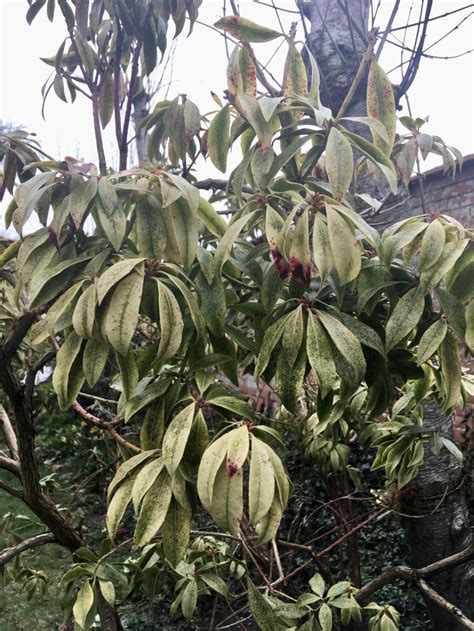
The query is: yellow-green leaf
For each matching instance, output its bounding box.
[326,205,360,285]
[226,425,250,476]
[162,402,196,476]
[439,331,462,412]
[312,213,334,282]
[417,319,448,365]
[162,497,191,567]
[306,314,337,398]
[249,436,275,525]
[197,432,231,512]
[72,283,96,339]
[134,470,172,547]
[156,280,184,363]
[208,105,230,173]
[73,580,94,630]
[418,219,446,272]
[52,331,85,410]
[367,59,396,156]
[283,41,308,98]
[326,127,354,200]
[214,16,282,43]
[385,288,425,351]
[210,460,243,535]
[103,269,144,356]
[282,305,304,367]
[83,339,108,387]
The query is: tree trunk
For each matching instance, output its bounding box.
[133,90,149,166]
[303,0,371,118]
[402,404,474,628]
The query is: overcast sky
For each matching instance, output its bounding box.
[1,1,473,234]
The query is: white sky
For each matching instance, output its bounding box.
[0,1,473,234]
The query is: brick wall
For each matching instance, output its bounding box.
[406,155,474,227]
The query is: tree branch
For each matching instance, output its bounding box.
[0,404,19,460]
[194,178,254,194]
[0,533,56,569]
[356,543,474,604]
[417,578,474,629]
[72,401,141,453]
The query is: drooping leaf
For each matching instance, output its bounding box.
[197,432,231,512]
[227,45,257,96]
[247,580,278,631]
[52,331,85,410]
[103,269,144,356]
[72,283,97,339]
[73,580,94,630]
[282,305,304,367]
[366,59,396,156]
[162,497,192,567]
[417,319,448,365]
[96,258,144,304]
[210,460,243,535]
[156,280,184,363]
[439,332,462,412]
[83,339,108,387]
[326,205,360,285]
[418,219,446,272]
[385,288,425,351]
[208,105,231,173]
[249,435,275,525]
[134,470,173,547]
[162,402,196,476]
[325,127,354,200]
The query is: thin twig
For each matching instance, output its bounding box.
[73,401,141,453]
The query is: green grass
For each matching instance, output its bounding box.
[0,477,70,630]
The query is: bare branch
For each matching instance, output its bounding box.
[72,401,141,454]
[0,453,21,476]
[0,404,19,460]
[356,543,474,604]
[0,533,56,569]
[0,478,24,499]
[417,579,474,628]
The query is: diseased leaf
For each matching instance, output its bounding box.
[385,288,425,351]
[275,342,306,412]
[306,314,336,399]
[439,332,462,412]
[156,280,184,363]
[255,493,282,545]
[132,456,164,512]
[103,269,144,356]
[210,460,243,535]
[97,258,144,304]
[282,306,304,367]
[162,402,196,476]
[227,45,257,96]
[136,197,166,259]
[181,580,198,621]
[197,432,231,512]
[420,240,467,293]
[254,314,289,377]
[73,580,94,630]
[214,16,282,43]
[367,59,396,156]
[326,205,360,285]
[208,105,230,173]
[312,213,334,282]
[247,580,278,631]
[134,470,172,547]
[106,474,136,540]
[83,339,108,387]
[283,41,308,98]
[162,497,191,567]
[226,425,250,478]
[417,319,448,365]
[418,219,446,272]
[326,127,354,200]
[52,331,85,410]
[72,283,96,339]
[317,311,366,389]
[249,436,275,525]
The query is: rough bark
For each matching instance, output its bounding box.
[402,404,474,628]
[303,0,371,117]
